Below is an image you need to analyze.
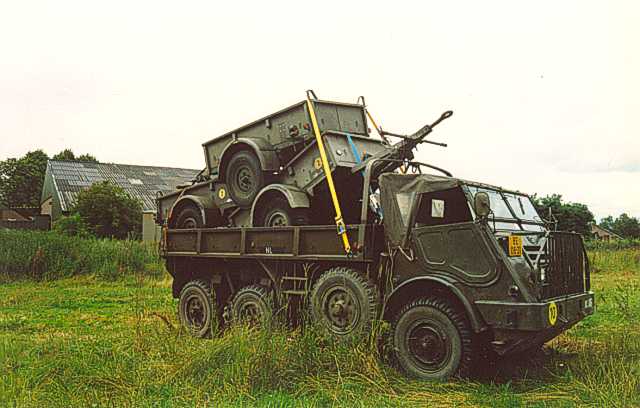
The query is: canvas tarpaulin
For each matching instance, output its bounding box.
[379,173,460,246]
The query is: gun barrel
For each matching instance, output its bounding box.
[351,110,453,175]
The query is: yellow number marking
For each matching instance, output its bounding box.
[218,188,226,200]
[508,235,523,257]
[548,302,558,326]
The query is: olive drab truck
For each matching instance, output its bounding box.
[157,92,594,380]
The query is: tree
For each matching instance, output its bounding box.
[0,150,49,208]
[52,149,98,163]
[74,181,142,239]
[600,213,640,238]
[532,194,595,236]
[52,149,76,161]
[76,153,98,163]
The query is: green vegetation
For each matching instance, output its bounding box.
[0,232,638,407]
[71,180,143,239]
[0,148,97,208]
[532,194,594,236]
[0,230,163,282]
[585,237,640,251]
[51,148,98,163]
[599,214,640,239]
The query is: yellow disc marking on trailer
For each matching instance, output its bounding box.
[548,302,558,326]
[218,188,226,200]
[314,157,323,170]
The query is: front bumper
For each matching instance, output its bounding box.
[475,291,595,331]
[474,291,594,355]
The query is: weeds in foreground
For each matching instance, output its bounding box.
[0,239,639,406]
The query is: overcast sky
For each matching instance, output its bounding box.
[0,1,637,220]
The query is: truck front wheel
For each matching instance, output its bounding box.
[392,297,473,380]
[178,280,215,338]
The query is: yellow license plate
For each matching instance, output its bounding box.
[508,235,523,257]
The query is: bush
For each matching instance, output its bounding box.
[53,214,91,238]
[0,230,165,282]
[74,181,142,239]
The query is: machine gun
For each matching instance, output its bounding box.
[352,110,453,179]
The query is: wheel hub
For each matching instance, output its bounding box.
[239,301,263,324]
[186,296,205,329]
[236,167,254,193]
[324,288,358,332]
[182,217,197,229]
[267,211,289,227]
[407,323,449,368]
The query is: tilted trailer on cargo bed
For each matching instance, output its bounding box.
[161,157,595,380]
[156,91,450,234]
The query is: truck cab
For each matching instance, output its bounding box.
[377,170,595,374]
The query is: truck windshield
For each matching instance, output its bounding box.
[466,185,544,231]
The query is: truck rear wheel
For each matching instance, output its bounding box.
[255,197,310,227]
[231,285,273,326]
[226,150,265,208]
[310,267,378,338]
[392,297,473,380]
[178,280,215,338]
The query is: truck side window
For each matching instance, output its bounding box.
[395,192,416,226]
[414,188,472,227]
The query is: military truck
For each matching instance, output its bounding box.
[156,91,450,233]
[161,155,595,380]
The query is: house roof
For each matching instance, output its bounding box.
[45,160,200,213]
[591,224,623,239]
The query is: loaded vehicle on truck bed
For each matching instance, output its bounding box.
[156,91,449,231]
[158,93,594,380]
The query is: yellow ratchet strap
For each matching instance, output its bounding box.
[365,109,389,144]
[306,96,352,255]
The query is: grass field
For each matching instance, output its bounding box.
[1,248,639,407]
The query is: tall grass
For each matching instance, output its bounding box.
[585,238,640,251]
[0,230,165,282]
[589,247,640,274]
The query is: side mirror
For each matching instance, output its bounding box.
[474,192,491,219]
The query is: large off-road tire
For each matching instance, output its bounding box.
[392,297,473,380]
[254,197,310,227]
[310,267,378,338]
[178,280,215,338]
[230,285,274,326]
[225,150,265,208]
[173,205,203,229]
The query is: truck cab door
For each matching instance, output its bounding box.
[410,187,498,285]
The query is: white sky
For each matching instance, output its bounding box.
[0,0,638,220]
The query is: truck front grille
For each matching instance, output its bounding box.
[540,232,590,300]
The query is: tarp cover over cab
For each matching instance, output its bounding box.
[379,173,461,246]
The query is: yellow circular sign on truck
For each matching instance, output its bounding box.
[218,188,226,200]
[548,302,558,326]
